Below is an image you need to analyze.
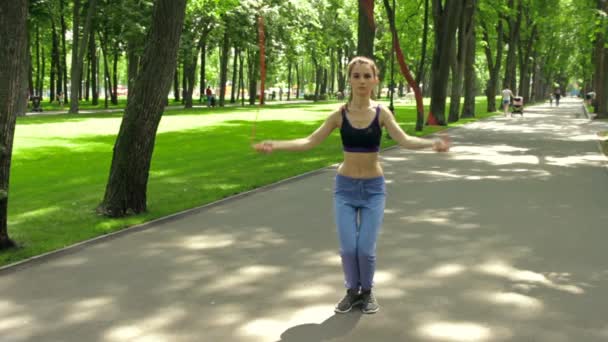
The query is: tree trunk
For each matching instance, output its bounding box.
[337,49,345,93]
[482,18,503,112]
[239,53,245,106]
[219,29,230,107]
[98,0,186,217]
[357,0,375,58]
[69,0,97,114]
[20,32,30,116]
[503,0,522,93]
[27,30,34,99]
[60,0,69,104]
[0,0,28,249]
[181,60,186,104]
[199,38,206,103]
[429,0,462,125]
[50,20,58,103]
[231,45,238,103]
[40,47,46,99]
[594,0,608,118]
[287,61,292,101]
[85,58,90,101]
[173,67,180,102]
[35,23,41,97]
[248,50,258,105]
[598,48,608,117]
[518,12,536,103]
[415,0,430,88]
[448,1,469,123]
[127,40,140,102]
[99,31,113,109]
[90,29,99,105]
[296,62,300,99]
[461,0,477,118]
[321,68,328,96]
[184,50,198,109]
[112,50,118,104]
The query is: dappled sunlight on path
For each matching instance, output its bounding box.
[1,97,608,341]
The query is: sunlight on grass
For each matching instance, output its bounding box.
[10,206,61,225]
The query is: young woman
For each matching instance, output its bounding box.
[253,56,449,314]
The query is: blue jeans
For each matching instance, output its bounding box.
[334,174,386,290]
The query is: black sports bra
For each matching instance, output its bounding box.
[340,105,382,153]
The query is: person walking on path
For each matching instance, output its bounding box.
[554,87,562,107]
[253,56,449,314]
[205,86,213,107]
[501,88,514,117]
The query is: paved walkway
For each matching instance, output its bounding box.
[2,98,608,342]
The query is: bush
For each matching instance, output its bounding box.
[303,94,328,101]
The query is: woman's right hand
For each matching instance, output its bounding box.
[432,136,450,152]
[253,140,274,154]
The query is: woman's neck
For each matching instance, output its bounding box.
[349,96,372,110]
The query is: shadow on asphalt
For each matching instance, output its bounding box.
[276,313,361,342]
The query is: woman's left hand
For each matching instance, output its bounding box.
[253,140,274,154]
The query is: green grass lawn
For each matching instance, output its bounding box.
[1,98,497,267]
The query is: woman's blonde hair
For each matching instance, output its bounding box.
[345,56,379,102]
[346,56,379,79]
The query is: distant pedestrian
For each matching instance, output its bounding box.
[57,92,65,108]
[501,88,514,117]
[205,86,213,107]
[554,88,561,107]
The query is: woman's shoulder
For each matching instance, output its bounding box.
[375,103,394,124]
[326,105,344,126]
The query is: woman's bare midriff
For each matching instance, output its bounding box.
[337,152,383,178]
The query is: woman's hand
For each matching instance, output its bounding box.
[253,140,274,154]
[432,135,450,152]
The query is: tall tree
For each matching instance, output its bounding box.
[358,0,375,58]
[98,0,187,217]
[502,0,522,92]
[480,1,504,112]
[0,0,28,249]
[69,0,97,114]
[594,0,608,118]
[461,0,477,118]
[429,0,462,124]
[448,0,474,123]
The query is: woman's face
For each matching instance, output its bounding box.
[349,63,378,98]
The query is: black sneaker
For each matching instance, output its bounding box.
[361,291,379,314]
[334,289,361,313]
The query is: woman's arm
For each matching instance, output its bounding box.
[253,109,340,153]
[381,107,449,151]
